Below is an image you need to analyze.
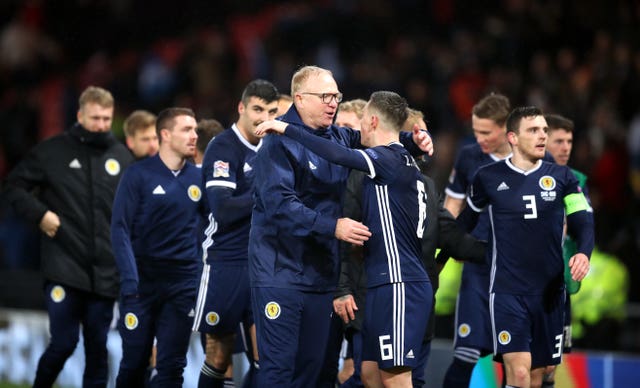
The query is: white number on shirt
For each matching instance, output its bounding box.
[523,195,537,219]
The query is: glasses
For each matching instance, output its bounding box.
[300,92,343,104]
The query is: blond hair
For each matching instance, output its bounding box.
[123,110,156,138]
[78,86,114,109]
[402,108,426,132]
[338,99,367,119]
[290,66,333,96]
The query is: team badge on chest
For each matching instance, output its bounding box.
[538,175,557,202]
[188,185,202,202]
[105,158,121,176]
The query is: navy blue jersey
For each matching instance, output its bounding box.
[278,124,429,288]
[111,155,203,295]
[445,143,509,204]
[467,159,589,294]
[445,144,556,287]
[445,144,507,287]
[201,125,259,263]
[360,145,429,287]
[249,108,424,291]
[446,144,555,202]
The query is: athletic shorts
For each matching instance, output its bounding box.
[193,263,253,335]
[453,273,493,353]
[490,291,565,368]
[362,281,432,370]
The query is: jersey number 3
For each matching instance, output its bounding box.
[523,195,538,219]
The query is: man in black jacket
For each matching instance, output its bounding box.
[3,86,134,387]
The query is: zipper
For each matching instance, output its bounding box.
[85,144,96,292]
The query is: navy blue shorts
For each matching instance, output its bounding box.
[361,281,432,370]
[453,279,493,353]
[251,287,334,388]
[490,291,565,368]
[193,263,253,335]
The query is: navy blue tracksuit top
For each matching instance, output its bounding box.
[248,106,423,292]
[111,154,203,296]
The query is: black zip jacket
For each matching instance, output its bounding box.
[3,123,134,298]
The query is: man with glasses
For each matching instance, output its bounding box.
[248,65,433,387]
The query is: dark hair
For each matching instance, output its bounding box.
[196,119,224,153]
[368,91,408,130]
[241,79,279,105]
[506,106,543,133]
[472,93,511,126]
[156,107,195,140]
[544,113,574,133]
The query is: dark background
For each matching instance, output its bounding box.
[0,0,639,352]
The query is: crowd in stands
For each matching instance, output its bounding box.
[1,0,639,349]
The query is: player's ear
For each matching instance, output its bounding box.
[507,130,517,146]
[371,114,378,130]
[160,127,171,143]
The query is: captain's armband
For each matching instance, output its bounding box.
[564,192,589,215]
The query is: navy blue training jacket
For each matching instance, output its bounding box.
[248,106,422,292]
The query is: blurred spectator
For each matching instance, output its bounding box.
[194,118,224,166]
[276,93,293,116]
[123,110,158,160]
[0,0,639,353]
[335,98,366,129]
[0,1,61,85]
